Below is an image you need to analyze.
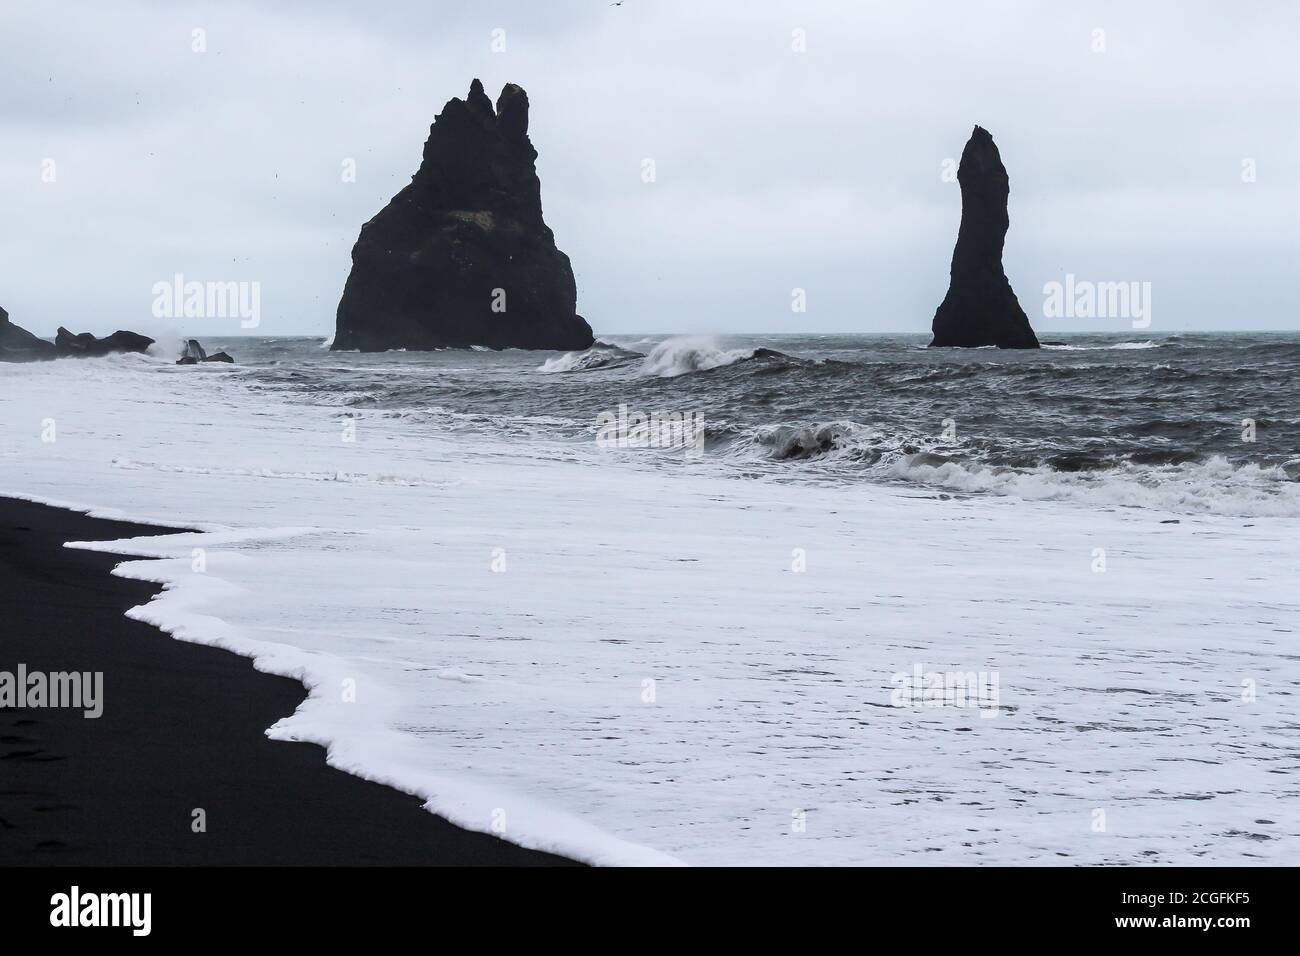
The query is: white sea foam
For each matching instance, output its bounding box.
[887,453,1300,516]
[2,356,1296,865]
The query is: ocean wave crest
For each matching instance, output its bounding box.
[538,341,644,373]
[639,337,794,377]
[724,418,1300,516]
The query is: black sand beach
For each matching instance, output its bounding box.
[0,496,574,866]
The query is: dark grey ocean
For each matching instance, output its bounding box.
[211,331,1300,516]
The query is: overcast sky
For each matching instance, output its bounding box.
[4,0,1298,340]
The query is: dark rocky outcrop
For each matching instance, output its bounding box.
[332,79,595,352]
[177,339,234,364]
[2,306,157,362]
[0,306,56,362]
[930,126,1039,349]
[55,327,154,357]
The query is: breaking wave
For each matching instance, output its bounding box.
[639,337,791,377]
[726,420,1300,516]
[538,341,644,373]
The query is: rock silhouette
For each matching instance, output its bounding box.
[1,309,154,362]
[177,339,234,364]
[55,327,154,357]
[332,80,594,352]
[178,339,207,363]
[0,306,56,362]
[930,126,1039,349]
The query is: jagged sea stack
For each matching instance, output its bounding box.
[332,80,595,352]
[930,126,1039,349]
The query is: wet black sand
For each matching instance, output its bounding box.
[0,496,575,865]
